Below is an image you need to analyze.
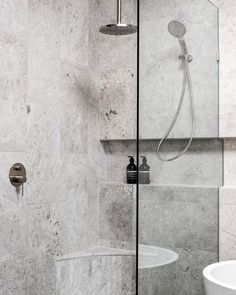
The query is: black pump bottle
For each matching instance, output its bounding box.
[127,156,137,184]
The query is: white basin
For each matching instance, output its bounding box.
[139,244,179,269]
[203,261,236,295]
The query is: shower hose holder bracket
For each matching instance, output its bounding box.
[179,54,193,63]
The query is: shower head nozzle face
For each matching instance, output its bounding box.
[99,24,137,35]
[168,20,186,38]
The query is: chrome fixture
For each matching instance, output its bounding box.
[156,20,195,161]
[168,20,193,62]
[168,19,186,38]
[99,0,137,35]
[9,163,27,195]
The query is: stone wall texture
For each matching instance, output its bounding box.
[0,0,105,293]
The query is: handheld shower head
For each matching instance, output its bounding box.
[157,20,195,162]
[168,20,186,38]
[168,19,189,56]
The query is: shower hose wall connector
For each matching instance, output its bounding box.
[179,54,193,63]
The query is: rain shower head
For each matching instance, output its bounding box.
[99,0,137,35]
[168,20,186,38]
[99,23,137,35]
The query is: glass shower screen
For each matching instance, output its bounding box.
[138,0,222,294]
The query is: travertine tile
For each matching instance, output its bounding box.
[60,153,88,200]
[0,0,28,43]
[0,112,27,152]
[219,1,236,137]
[60,64,88,153]
[139,185,218,251]
[140,0,218,139]
[88,0,101,69]
[218,0,236,7]
[0,0,104,292]
[0,208,28,263]
[219,187,236,260]
[61,0,89,67]
[100,34,137,71]
[50,196,98,255]
[170,248,217,295]
[87,104,107,197]
[26,149,63,204]
[27,103,61,152]
[99,183,135,249]
[56,252,135,295]
[99,68,136,140]
[26,204,57,255]
[0,254,56,295]
[27,0,62,105]
[26,195,97,257]
[0,33,27,150]
[224,139,236,185]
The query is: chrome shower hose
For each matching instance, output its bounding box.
[156,57,195,161]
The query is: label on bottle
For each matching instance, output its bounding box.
[127,171,137,184]
[139,171,150,184]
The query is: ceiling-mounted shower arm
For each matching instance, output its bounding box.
[117,0,122,24]
[99,0,137,35]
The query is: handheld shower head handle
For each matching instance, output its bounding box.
[168,20,190,58]
[178,38,188,55]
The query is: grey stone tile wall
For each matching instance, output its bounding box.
[0,254,56,295]
[219,140,236,260]
[219,0,236,137]
[219,187,236,260]
[0,0,28,151]
[99,183,135,250]
[99,68,137,140]
[97,182,219,294]
[139,185,219,295]
[56,252,135,295]
[139,185,219,251]
[99,0,137,140]
[223,139,236,185]
[139,0,218,140]
[0,0,104,293]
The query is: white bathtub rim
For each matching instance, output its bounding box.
[203,260,236,291]
[138,244,179,269]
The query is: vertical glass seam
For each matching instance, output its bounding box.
[136,0,140,293]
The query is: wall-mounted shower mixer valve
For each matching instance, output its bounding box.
[9,163,27,196]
